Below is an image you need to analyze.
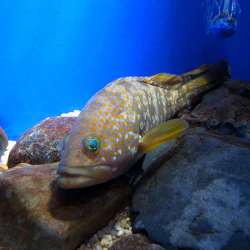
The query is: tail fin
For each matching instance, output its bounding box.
[181,60,231,103]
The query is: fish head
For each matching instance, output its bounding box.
[56,102,139,189]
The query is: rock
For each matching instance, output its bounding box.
[0,247,13,250]
[225,79,250,99]
[0,162,131,250]
[182,79,250,139]
[109,234,167,250]
[131,131,250,250]
[0,126,8,158]
[7,116,76,168]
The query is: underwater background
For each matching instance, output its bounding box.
[0,0,250,140]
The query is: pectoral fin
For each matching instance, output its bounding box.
[138,119,188,155]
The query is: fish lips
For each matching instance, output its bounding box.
[56,165,114,189]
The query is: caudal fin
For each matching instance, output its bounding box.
[181,60,231,103]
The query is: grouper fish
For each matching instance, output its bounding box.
[57,60,230,189]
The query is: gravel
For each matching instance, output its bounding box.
[76,206,132,250]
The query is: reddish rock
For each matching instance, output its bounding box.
[0,127,8,158]
[7,117,76,168]
[110,234,166,250]
[182,79,250,139]
[0,162,131,250]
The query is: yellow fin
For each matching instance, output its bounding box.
[143,73,184,90]
[182,60,230,102]
[138,119,189,155]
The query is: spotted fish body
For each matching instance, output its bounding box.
[57,60,230,188]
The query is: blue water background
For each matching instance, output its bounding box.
[0,0,250,140]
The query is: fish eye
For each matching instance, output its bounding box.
[82,134,101,154]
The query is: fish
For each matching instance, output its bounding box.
[57,60,230,189]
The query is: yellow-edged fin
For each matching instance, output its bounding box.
[180,60,230,92]
[138,119,189,155]
[187,60,230,102]
[143,73,184,90]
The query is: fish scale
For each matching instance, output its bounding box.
[57,60,230,189]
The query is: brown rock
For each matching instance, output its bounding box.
[0,127,8,158]
[182,79,250,139]
[0,163,131,250]
[7,116,76,168]
[110,234,167,250]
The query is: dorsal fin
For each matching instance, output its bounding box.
[140,69,215,91]
[141,73,184,90]
[180,64,212,82]
[120,60,230,91]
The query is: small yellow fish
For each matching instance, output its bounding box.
[57,60,230,189]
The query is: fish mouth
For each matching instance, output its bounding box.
[56,165,114,189]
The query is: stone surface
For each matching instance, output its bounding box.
[0,162,131,250]
[182,80,250,139]
[131,131,250,250]
[7,116,76,168]
[0,127,8,158]
[109,234,167,250]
